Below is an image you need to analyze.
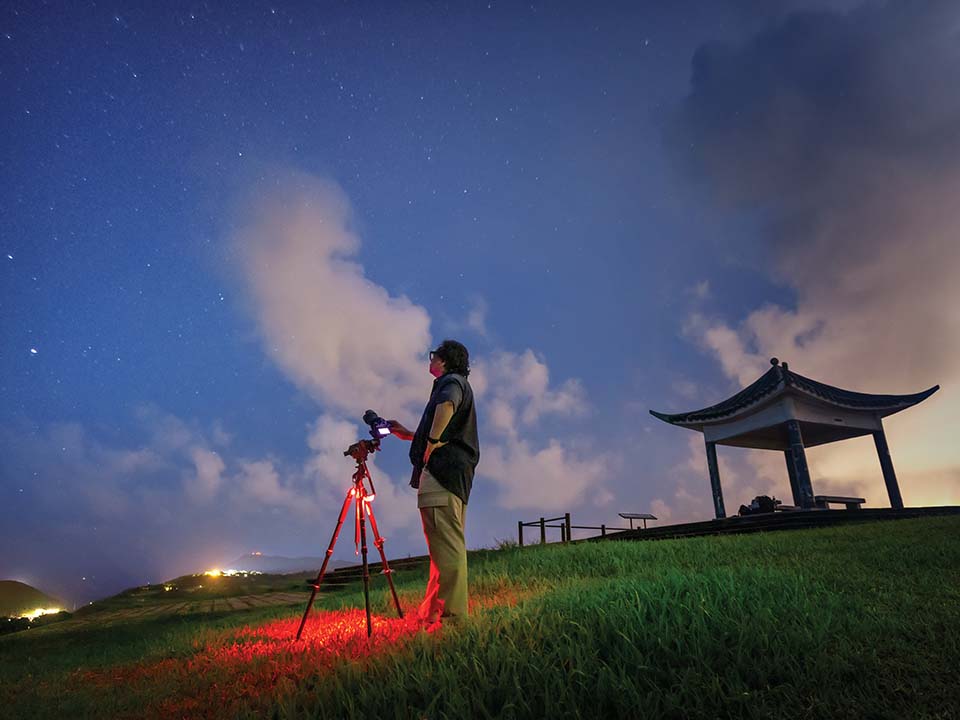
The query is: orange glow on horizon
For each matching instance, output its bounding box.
[201,569,261,578]
[20,607,63,620]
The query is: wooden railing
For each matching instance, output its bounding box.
[517,513,630,546]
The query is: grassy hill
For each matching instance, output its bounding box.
[0,580,65,618]
[1,516,958,719]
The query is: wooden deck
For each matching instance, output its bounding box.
[590,505,960,543]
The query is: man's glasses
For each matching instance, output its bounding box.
[429,350,440,361]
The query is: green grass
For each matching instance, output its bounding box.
[2,516,958,719]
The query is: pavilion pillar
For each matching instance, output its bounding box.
[785,420,815,508]
[873,424,904,510]
[705,439,726,519]
[783,450,801,507]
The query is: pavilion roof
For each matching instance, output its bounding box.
[650,360,939,427]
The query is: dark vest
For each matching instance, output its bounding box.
[410,373,479,504]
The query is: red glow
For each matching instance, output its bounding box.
[73,607,436,718]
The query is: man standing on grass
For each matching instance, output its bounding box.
[388,339,479,625]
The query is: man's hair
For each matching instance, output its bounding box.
[435,339,470,377]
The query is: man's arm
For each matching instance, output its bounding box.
[387,420,415,441]
[423,400,455,464]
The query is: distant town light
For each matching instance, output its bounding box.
[20,607,63,620]
[202,568,260,578]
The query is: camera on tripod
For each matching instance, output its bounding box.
[363,409,391,439]
[343,410,392,460]
[297,408,405,640]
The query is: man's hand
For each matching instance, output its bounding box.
[387,420,414,441]
[423,439,447,466]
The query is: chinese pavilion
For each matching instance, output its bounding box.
[649,358,939,519]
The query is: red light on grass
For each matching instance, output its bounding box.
[74,607,435,718]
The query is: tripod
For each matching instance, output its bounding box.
[295,436,403,640]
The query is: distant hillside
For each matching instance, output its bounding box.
[227,554,351,574]
[0,580,65,617]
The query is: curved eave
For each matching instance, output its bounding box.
[647,408,727,429]
[650,382,940,427]
[649,409,693,426]
[649,366,784,427]
[790,382,940,417]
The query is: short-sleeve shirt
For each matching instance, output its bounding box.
[410,373,479,505]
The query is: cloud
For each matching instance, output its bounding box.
[233,173,432,417]
[466,295,489,337]
[185,447,225,503]
[689,280,711,300]
[669,0,960,508]
[480,438,611,512]
[211,421,233,447]
[649,498,673,523]
[235,459,313,516]
[473,349,589,430]
[469,349,609,510]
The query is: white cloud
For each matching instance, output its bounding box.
[481,438,610,511]
[670,378,699,401]
[649,498,673,523]
[466,295,489,337]
[185,447,225,504]
[485,397,518,438]
[305,414,365,491]
[233,174,432,418]
[235,459,312,515]
[473,349,588,427]
[467,348,612,510]
[211,421,233,447]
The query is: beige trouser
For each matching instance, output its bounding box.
[417,468,468,621]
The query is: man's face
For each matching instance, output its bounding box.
[429,350,446,378]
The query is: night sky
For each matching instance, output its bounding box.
[3,1,959,608]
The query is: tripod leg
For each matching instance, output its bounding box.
[364,500,404,618]
[358,497,373,637]
[295,488,355,641]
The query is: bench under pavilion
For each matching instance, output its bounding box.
[650,358,939,519]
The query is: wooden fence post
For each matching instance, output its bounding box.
[518,521,523,547]
[564,513,571,544]
[601,524,606,537]
[539,517,546,545]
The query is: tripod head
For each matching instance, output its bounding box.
[343,437,380,462]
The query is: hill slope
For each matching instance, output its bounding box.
[1,516,958,719]
[0,581,64,617]
[227,553,351,574]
